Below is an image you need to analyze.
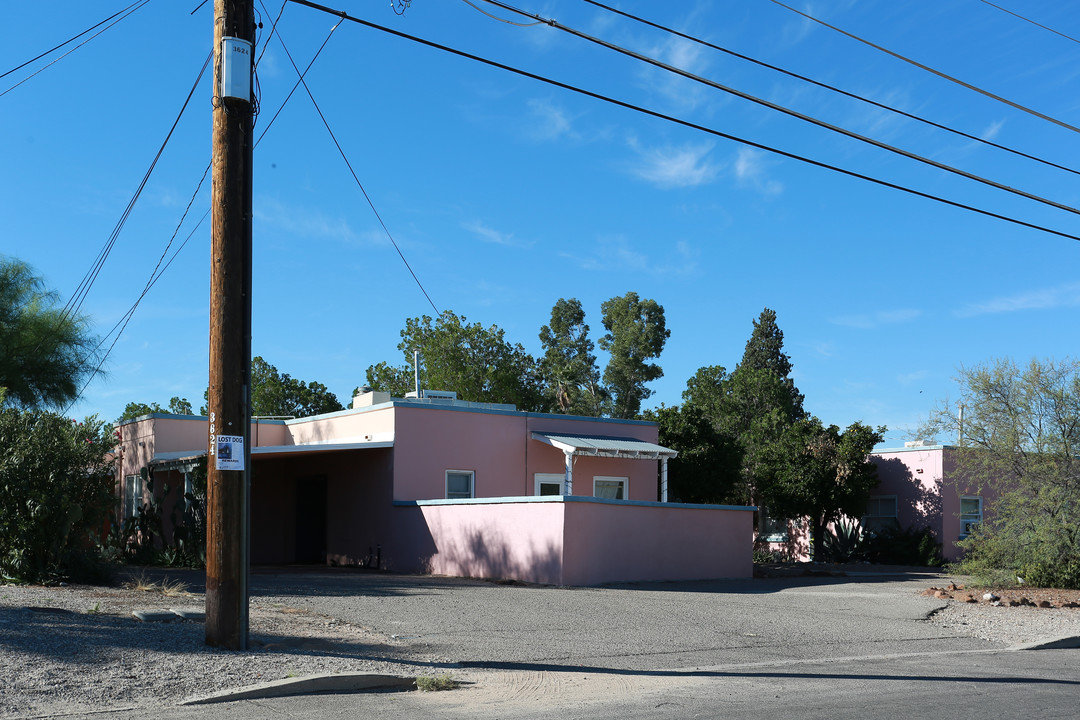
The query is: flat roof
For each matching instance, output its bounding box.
[149,441,393,467]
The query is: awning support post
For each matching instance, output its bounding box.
[564,450,574,495]
[661,457,669,502]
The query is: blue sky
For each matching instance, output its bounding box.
[2,0,1078,447]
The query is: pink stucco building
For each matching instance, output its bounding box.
[868,443,994,562]
[116,391,754,585]
[760,442,994,562]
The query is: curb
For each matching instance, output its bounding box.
[179,672,417,705]
[1014,635,1080,651]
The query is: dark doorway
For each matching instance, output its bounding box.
[294,474,328,564]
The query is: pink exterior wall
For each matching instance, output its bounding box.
[526,415,660,502]
[391,406,664,502]
[392,406,526,500]
[869,446,999,562]
[391,498,753,585]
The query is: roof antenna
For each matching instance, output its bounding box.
[413,349,421,399]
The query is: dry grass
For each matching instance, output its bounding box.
[415,674,458,692]
[122,572,192,597]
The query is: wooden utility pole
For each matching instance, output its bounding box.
[207,0,255,650]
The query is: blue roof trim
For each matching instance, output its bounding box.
[115,413,289,428]
[288,400,656,427]
[393,496,754,512]
[874,444,953,453]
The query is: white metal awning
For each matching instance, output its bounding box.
[530,432,677,459]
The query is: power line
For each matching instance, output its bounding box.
[580,0,1080,178]
[767,0,1080,135]
[1,0,150,98]
[978,0,1080,45]
[0,0,147,81]
[66,2,367,411]
[266,3,441,314]
[254,5,338,146]
[58,51,212,334]
[285,0,1080,244]
[65,172,213,415]
[481,0,1080,218]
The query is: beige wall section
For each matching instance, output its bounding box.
[285,405,396,446]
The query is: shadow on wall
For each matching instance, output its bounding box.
[874,457,942,536]
[422,525,562,586]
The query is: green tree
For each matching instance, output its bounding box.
[0,408,116,582]
[716,309,807,509]
[0,258,100,409]
[737,307,804,420]
[538,298,605,415]
[647,402,742,504]
[117,396,194,423]
[925,357,1080,588]
[766,419,885,555]
[169,396,193,415]
[598,292,670,419]
[369,311,543,410]
[362,361,414,398]
[250,356,343,417]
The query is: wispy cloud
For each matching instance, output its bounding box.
[525,98,575,142]
[733,148,783,195]
[897,370,928,385]
[626,138,720,188]
[566,236,698,275]
[255,199,373,246]
[640,35,711,111]
[980,119,1006,141]
[830,308,922,329]
[462,221,532,249]
[955,282,1080,318]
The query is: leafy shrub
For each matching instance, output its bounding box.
[0,409,117,583]
[1018,560,1080,590]
[753,546,783,564]
[861,526,944,567]
[111,457,207,569]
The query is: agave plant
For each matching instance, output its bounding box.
[819,520,865,563]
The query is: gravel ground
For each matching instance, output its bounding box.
[2,571,1079,718]
[0,578,441,718]
[922,583,1080,645]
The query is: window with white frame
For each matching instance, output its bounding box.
[864,495,899,532]
[534,473,565,496]
[758,508,791,543]
[124,474,141,521]
[593,476,627,500]
[960,496,982,537]
[445,470,475,499]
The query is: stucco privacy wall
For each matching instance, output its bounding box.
[393,499,566,583]
[562,499,754,584]
[393,497,754,585]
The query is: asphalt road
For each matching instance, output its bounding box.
[246,568,989,669]
[45,568,1080,719]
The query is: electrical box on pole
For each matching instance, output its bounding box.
[220,37,252,101]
